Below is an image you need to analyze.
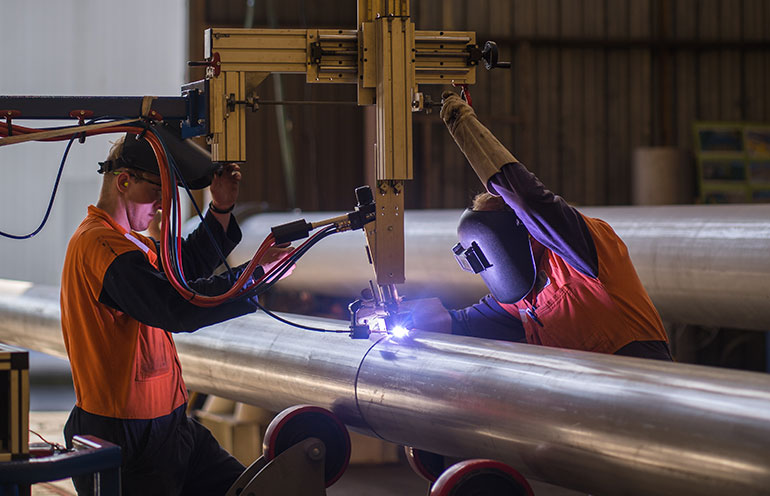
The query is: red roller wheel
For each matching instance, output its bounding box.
[430,459,534,496]
[263,405,351,487]
[404,446,447,483]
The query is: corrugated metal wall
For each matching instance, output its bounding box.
[415,0,770,206]
[191,0,770,210]
[188,0,364,212]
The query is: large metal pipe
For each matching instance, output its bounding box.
[231,204,770,330]
[2,279,769,496]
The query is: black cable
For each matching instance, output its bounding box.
[0,133,77,239]
[153,127,338,309]
[170,176,192,290]
[244,226,337,298]
[154,127,340,306]
[153,128,233,296]
[159,134,192,292]
[0,116,144,239]
[252,299,349,333]
[154,129,235,275]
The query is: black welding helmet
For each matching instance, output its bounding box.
[98,122,217,190]
[453,208,536,304]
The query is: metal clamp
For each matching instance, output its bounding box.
[1,110,21,136]
[226,93,260,112]
[466,41,511,70]
[188,51,222,77]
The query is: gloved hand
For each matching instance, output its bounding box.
[397,297,452,334]
[440,90,518,189]
[350,290,451,334]
[440,91,477,134]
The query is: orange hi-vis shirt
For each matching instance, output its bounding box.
[448,163,670,358]
[498,215,668,353]
[61,206,187,419]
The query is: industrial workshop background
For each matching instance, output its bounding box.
[1,0,769,371]
[188,0,770,211]
[2,2,770,493]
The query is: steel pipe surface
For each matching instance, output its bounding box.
[231,204,770,330]
[2,280,769,495]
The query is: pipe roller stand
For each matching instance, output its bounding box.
[406,446,535,496]
[225,405,351,496]
[226,404,534,496]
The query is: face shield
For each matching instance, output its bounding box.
[99,122,217,190]
[453,209,536,304]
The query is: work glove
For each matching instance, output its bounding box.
[440,91,518,190]
[397,297,452,334]
[351,290,452,334]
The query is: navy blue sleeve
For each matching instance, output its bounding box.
[98,251,258,333]
[488,163,598,278]
[450,295,526,342]
[151,211,242,281]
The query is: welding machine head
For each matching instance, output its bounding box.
[98,123,217,190]
[454,208,536,304]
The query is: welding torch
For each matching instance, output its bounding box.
[269,186,376,245]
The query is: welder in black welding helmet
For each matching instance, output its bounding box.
[98,122,217,190]
[453,207,537,304]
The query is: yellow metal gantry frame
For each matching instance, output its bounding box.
[204,0,477,288]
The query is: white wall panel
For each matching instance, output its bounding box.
[0,0,186,284]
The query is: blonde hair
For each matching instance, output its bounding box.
[472,192,506,212]
[106,135,126,163]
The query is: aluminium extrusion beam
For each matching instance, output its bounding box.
[1,280,769,495]
[0,96,189,121]
[230,203,770,330]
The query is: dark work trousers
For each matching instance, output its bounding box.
[614,340,674,361]
[64,404,245,496]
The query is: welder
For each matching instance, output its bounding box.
[407,91,672,360]
[60,128,292,495]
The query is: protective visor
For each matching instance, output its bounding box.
[98,122,217,190]
[454,209,536,304]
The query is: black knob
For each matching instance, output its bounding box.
[481,41,510,70]
[355,186,374,207]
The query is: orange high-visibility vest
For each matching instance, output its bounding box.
[499,215,668,353]
[61,206,187,419]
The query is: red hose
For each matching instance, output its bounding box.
[2,121,292,307]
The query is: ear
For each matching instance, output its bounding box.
[116,172,131,193]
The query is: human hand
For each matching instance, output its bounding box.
[258,244,295,281]
[440,91,476,133]
[352,291,452,334]
[209,163,241,211]
[396,297,452,333]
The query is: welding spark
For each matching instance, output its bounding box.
[390,325,410,338]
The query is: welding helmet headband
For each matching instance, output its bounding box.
[98,122,217,190]
[453,208,536,304]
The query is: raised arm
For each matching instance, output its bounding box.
[440,91,598,277]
